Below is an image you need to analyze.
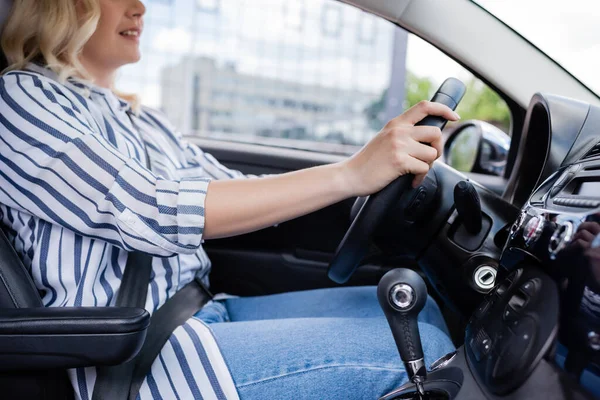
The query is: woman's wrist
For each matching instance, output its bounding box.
[331,160,359,199]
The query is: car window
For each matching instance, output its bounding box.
[119,0,511,155]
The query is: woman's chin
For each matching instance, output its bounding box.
[120,52,142,66]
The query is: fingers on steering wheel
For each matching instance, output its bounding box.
[402,155,430,178]
[407,140,439,164]
[411,126,443,158]
[400,100,460,126]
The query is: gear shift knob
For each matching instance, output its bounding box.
[378,268,428,388]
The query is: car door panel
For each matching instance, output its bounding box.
[195,138,347,174]
[208,247,397,296]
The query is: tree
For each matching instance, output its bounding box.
[455,78,511,132]
[403,71,434,110]
[364,73,511,133]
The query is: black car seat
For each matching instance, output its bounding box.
[0,5,213,399]
[0,2,151,398]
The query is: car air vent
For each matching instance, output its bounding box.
[583,142,600,160]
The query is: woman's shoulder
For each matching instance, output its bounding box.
[1,68,52,90]
[1,67,93,116]
[2,66,60,87]
[2,67,86,102]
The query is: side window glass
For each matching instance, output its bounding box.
[119,0,511,155]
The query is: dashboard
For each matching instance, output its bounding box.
[384,92,600,399]
[465,94,600,398]
[495,158,600,387]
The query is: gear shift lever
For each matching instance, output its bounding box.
[378,268,428,398]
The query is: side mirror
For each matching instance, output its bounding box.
[443,121,510,176]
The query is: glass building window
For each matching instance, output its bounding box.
[321,4,342,37]
[197,0,220,14]
[357,13,377,44]
[285,1,305,31]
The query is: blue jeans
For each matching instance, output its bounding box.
[195,286,454,399]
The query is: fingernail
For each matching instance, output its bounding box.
[453,112,461,120]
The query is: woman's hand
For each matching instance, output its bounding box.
[341,101,460,197]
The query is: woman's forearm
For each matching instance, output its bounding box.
[203,162,352,239]
[202,101,459,240]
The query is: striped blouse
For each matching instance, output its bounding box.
[0,63,243,399]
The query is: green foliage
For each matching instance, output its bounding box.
[364,73,511,133]
[403,71,435,110]
[455,79,511,132]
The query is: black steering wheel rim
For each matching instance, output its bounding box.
[327,174,415,284]
[327,77,466,284]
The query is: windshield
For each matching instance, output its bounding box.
[474,0,600,97]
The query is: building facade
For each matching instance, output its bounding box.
[161,56,383,145]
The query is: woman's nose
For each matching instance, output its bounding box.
[127,0,146,18]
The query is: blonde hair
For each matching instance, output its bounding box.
[1,0,139,109]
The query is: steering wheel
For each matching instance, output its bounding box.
[327,78,467,284]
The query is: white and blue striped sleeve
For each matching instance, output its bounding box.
[141,107,259,180]
[183,140,255,180]
[0,72,209,257]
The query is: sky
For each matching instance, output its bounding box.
[118,0,600,108]
[476,0,600,94]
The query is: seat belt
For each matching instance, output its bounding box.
[128,277,213,399]
[92,254,213,400]
[92,250,153,400]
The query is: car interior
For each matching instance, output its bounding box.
[0,0,599,399]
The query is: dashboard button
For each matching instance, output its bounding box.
[523,216,544,245]
[495,281,510,297]
[470,329,492,362]
[474,298,493,319]
[503,306,518,322]
[508,292,528,310]
[521,279,540,298]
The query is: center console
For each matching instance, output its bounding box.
[379,154,600,399]
[380,266,594,400]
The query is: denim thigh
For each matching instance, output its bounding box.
[202,286,454,399]
[222,286,450,336]
[207,317,454,399]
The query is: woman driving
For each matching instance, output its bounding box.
[0,0,456,398]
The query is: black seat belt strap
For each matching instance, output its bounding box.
[92,251,153,400]
[114,251,153,308]
[128,278,212,399]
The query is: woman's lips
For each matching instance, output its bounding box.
[119,28,141,42]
